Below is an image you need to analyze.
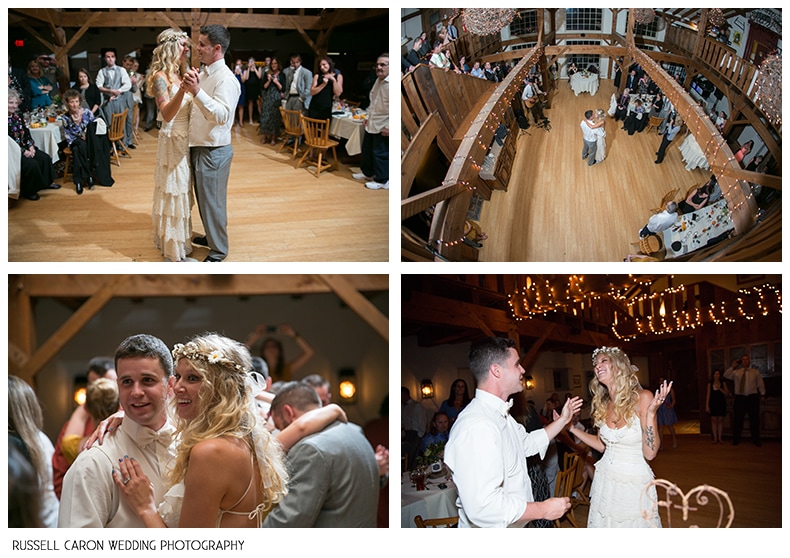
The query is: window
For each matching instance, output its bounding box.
[566,8,602,31]
[565,40,601,72]
[634,17,660,39]
[509,10,538,36]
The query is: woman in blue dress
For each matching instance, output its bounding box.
[438,378,472,423]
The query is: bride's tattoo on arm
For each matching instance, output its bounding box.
[644,426,656,450]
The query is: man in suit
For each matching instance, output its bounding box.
[282,53,312,113]
[624,68,639,91]
[264,382,379,527]
[182,24,240,262]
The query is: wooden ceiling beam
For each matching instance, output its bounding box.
[11,274,389,298]
[318,275,389,342]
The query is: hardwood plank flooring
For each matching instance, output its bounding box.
[479,79,710,262]
[8,123,388,262]
[562,427,781,528]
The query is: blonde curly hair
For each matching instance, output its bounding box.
[168,333,288,515]
[145,28,189,93]
[589,346,640,427]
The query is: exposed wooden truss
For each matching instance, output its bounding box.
[9,275,389,382]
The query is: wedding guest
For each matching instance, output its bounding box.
[27,60,53,108]
[8,88,59,200]
[8,375,59,527]
[438,378,472,422]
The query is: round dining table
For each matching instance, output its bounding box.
[401,471,458,527]
[570,72,599,96]
[29,120,64,163]
[329,111,366,156]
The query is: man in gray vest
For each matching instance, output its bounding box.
[96,47,135,149]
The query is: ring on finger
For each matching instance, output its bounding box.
[123,477,131,485]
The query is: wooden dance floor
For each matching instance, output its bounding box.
[564,431,781,528]
[8,123,388,262]
[479,79,710,262]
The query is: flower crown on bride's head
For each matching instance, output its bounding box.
[592,346,624,365]
[592,346,639,372]
[158,29,188,44]
[172,341,248,373]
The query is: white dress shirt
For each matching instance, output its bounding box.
[189,59,240,148]
[95,65,131,94]
[444,389,550,528]
[724,365,766,396]
[580,119,602,142]
[58,419,176,528]
[646,209,678,234]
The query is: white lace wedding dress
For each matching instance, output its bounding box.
[587,415,661,527]
[152,84,193,262]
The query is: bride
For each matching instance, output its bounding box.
[594,108,607,163]
[148,28,195,262]
[108,333,344,527]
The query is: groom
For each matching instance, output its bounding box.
[580,110,601,167]
[182,24,240,262]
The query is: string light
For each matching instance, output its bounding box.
[507,278,781,341]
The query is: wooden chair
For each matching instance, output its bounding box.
[343,99,361,108]
[647,115,664,134]
[62,146,73,183]
[414,514,459,528]
[564,452,591,512]
[553,466,581,527]
[297,114,339,178]
[108,109,131,166]
[651,188,679,214]
[278,107,304,159]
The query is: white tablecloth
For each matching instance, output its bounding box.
[570,73,599,96]
[8,136,21,199]
[29,121,64,163]
[678,134,710,171]
[401,472,458,527]
[329,113,366,156]
[663,199,733,257]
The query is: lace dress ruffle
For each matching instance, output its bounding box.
[587,416,661,528]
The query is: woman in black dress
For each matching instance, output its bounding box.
[706,370,729,444]
[242,57,261,126]
[8,88,59,200]
[308,56,343,121]
[76,68,101,115]
[678,182,711,214]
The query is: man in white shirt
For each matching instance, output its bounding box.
[401,386,426,469]
[444,337,582,528]
[352,54,389,190]
[182,25,240,262]
[639,201,679,238]
[724,355,766,446]
[96,48,134,149]
[58,334,176,527]
[580,110,603,166]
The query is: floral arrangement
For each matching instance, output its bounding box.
[417,442,445,467]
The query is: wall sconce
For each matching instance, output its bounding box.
[523,375,535,390]
[338,368,357,404]
[73,376,88,405]
[420,379,435,399]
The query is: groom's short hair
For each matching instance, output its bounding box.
[200,24,231,55]
[585,110,593,119]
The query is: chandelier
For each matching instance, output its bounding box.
[463,8,518,36]
[754,52,782,126]
[708,8,726,28]
[633,9,655,25]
